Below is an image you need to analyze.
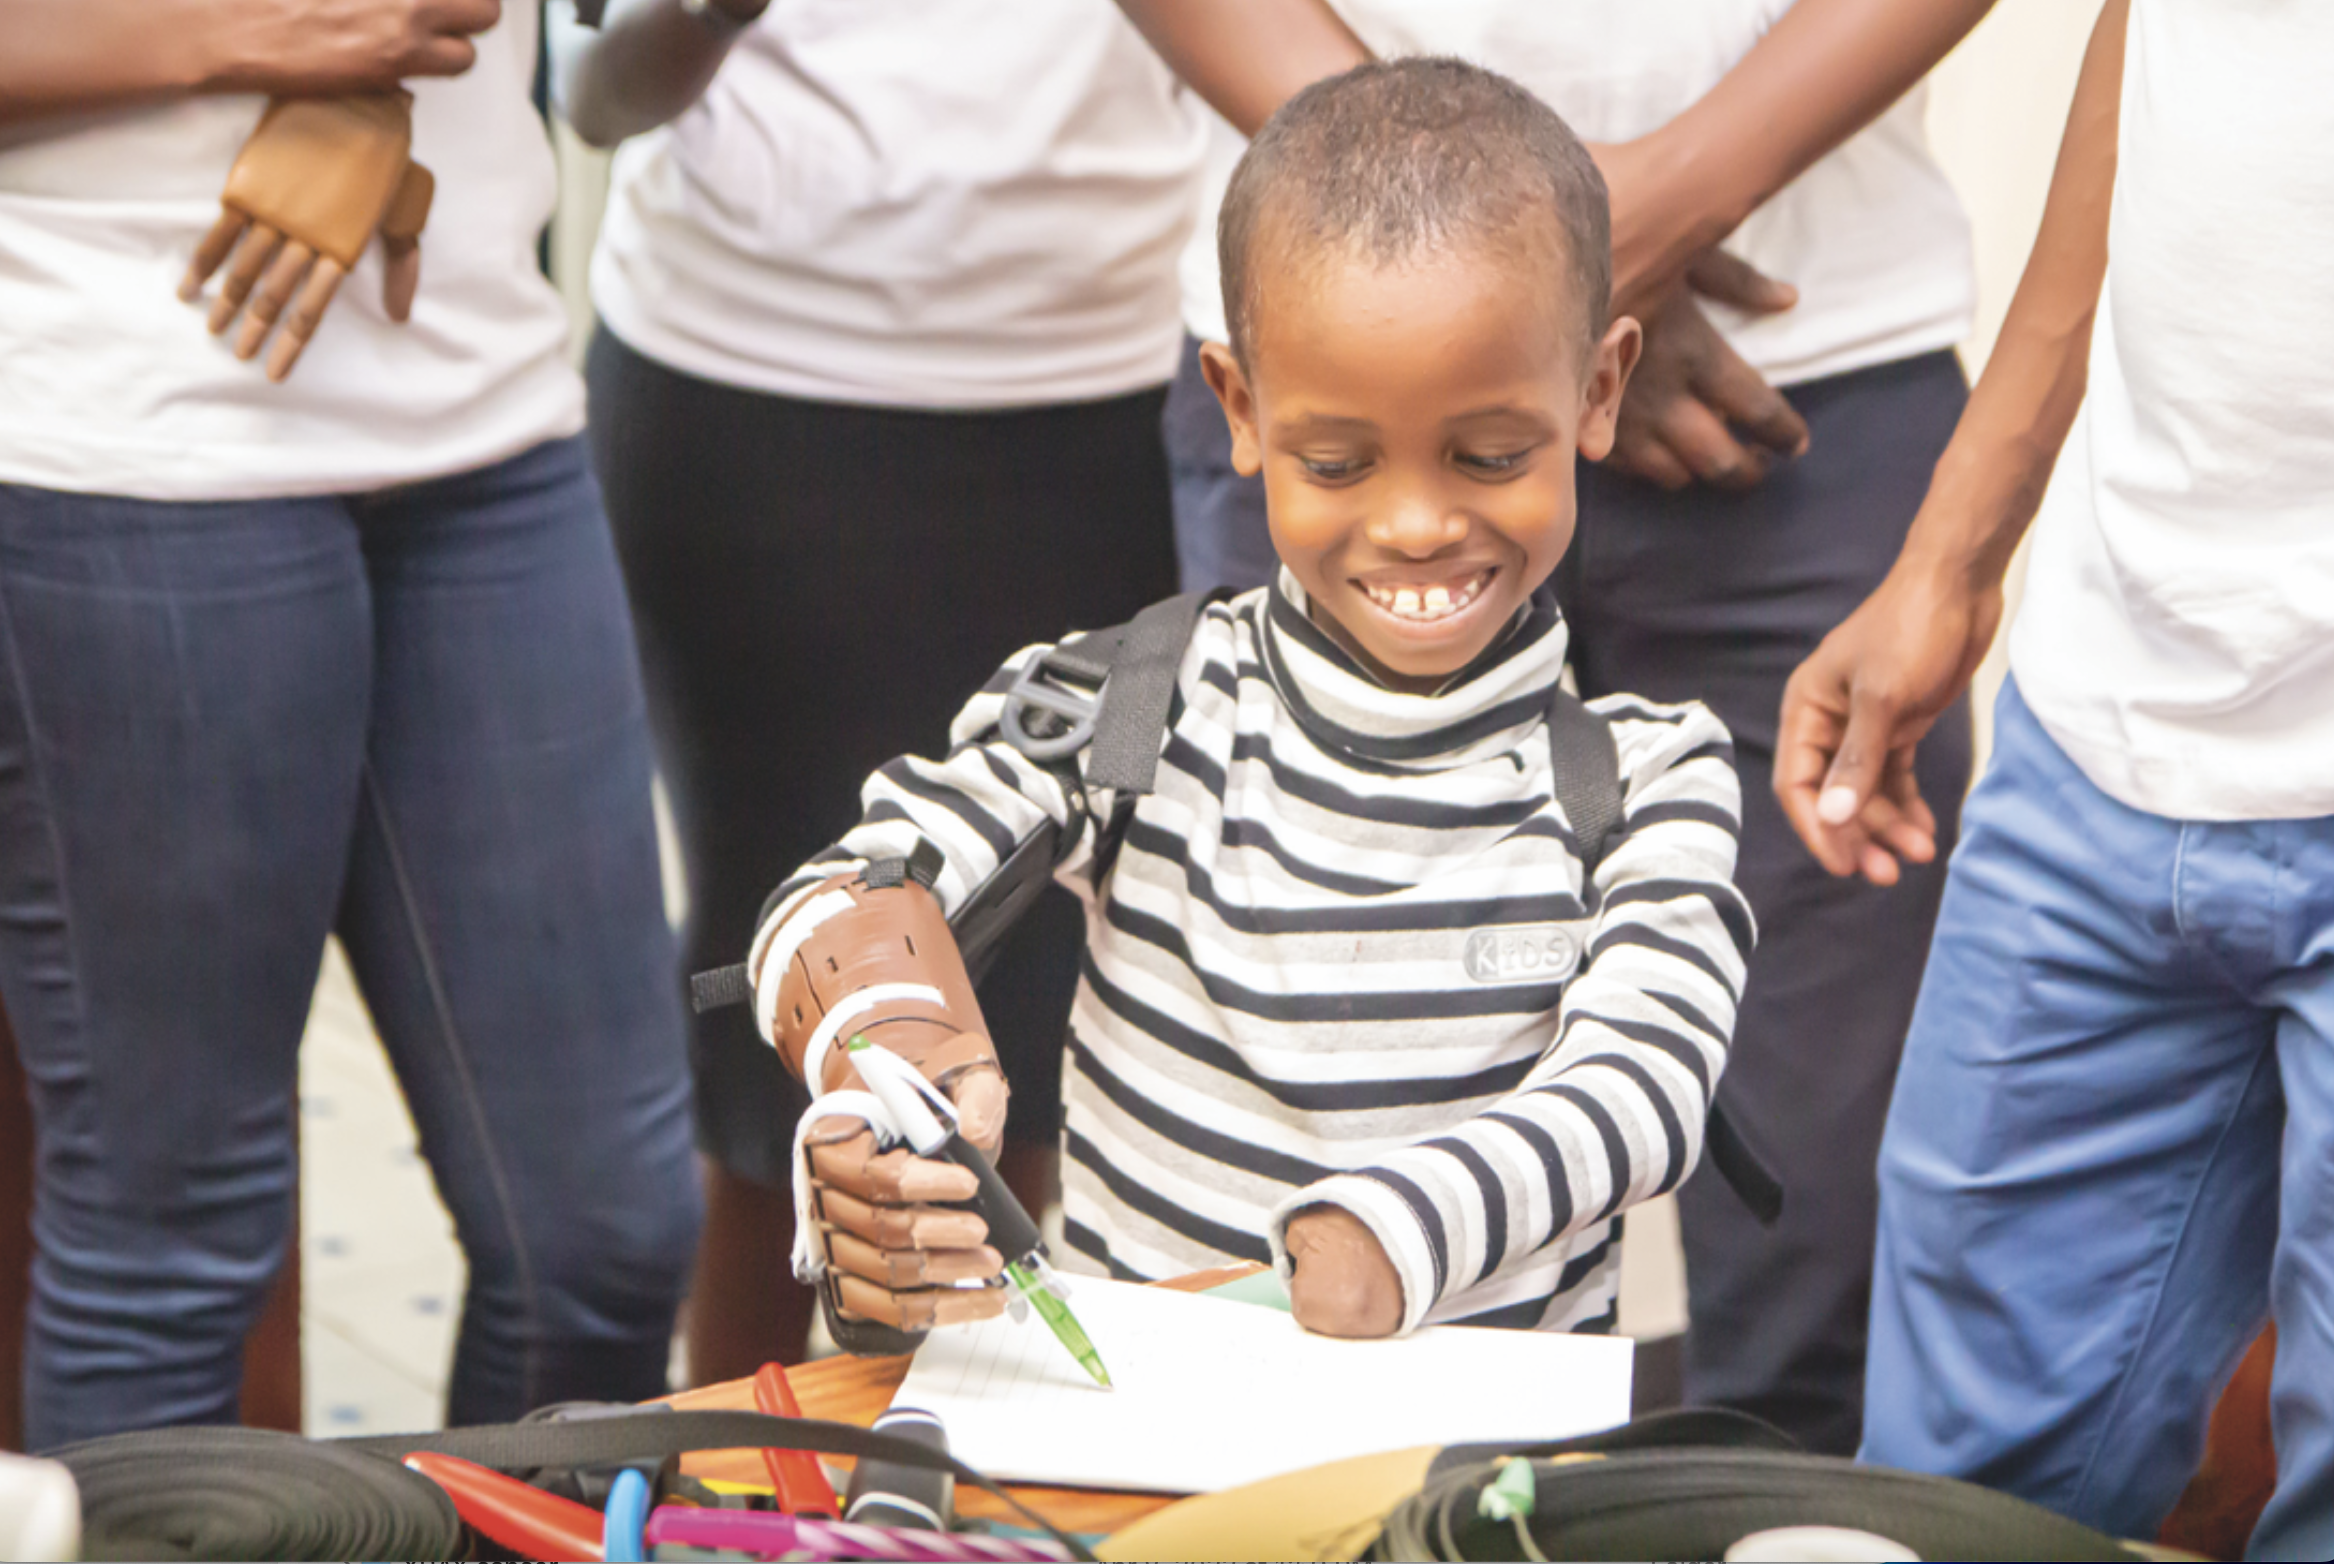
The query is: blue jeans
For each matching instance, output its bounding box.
[0,438,701,1448]
[1865,679,2333,1561]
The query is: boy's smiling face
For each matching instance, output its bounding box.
[1204,233,1638,692]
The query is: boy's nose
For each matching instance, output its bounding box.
[1365,489,1468,556]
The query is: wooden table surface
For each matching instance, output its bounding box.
[664,1265,1266,1536]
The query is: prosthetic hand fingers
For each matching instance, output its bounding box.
[825,1230,1005,1290]
[378,162,433,323]
[267,260,350,383]
[936,1053,1010,1155]
[815,1186,989,1253]
[234,238,318,361]
[209,222,287,334]
[807,1129,979,1206]
[834,1274,1009,1333]
[181,209,250,303]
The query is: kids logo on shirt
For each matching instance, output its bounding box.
[1462,925,1584,985]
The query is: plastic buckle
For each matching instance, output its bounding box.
[1000,654,1101,763]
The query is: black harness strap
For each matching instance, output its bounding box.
[1546,684,1625,881]
[1082,592,1214,797]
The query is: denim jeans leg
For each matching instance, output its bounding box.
[1862,681,2282,1539]
[337,438,701,1423]
[0,482,371,1448]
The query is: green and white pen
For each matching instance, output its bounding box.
[846,1036,1114,1390]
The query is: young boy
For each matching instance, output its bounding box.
[747,58,1752,1344]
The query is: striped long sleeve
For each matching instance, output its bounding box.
[1269,700,1751,1333]
[751,577,1752,1335]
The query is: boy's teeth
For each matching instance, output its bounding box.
[1367,571,1488,622]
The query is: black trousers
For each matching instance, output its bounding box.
[587,328,1179,1184]
[1164,339,1973,1454]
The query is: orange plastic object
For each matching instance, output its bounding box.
[754,1361,843,1515]
[404,1450,606,1562]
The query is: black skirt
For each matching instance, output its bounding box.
[586,326,1179,1184]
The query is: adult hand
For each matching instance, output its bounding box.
[206,0,503,95]
[1605,252,1810,492]
[1775,557,2002,885]
[181,93,436,381]
[1285,1205,1403,1338]
[802,1045,1012,1333]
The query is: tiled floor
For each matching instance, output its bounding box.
[297,941,463,1436]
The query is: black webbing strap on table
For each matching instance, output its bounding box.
[341,1408,1095,1559]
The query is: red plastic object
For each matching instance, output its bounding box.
[753,1361,842,1516]
[404,1450,606,1562]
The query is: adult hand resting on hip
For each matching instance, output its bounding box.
[1604,251,1810,493]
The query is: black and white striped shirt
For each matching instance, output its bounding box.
[756,575,1751,1334]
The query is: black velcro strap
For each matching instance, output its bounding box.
[1546,686,1625,875]
[1706,1102,1785,1227]
[340,1410,1090,1560]
[1085,592,1213,797]
[691,964,753,1014]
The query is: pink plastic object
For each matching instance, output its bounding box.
[642,1505,1074,1562]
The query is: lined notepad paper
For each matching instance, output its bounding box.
[891,1277,1632,1494]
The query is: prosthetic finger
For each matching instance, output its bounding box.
[210,224,286,334]
[808,1133,979,1206]
[181,210,249,302]
[814,1185,989,1253]
[235,240,315,360]
[267,259,348,382]
[826,1231,1004,1290]
[833,1274,1008,1333]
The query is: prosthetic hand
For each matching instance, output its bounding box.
[1284,1205,1404,1339]
[180,92,436,382]
[753,859,1013,1352]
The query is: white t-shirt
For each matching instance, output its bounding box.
[0,11,581,502]
[1180,0,1975,388]
[563,0,1207,410]
[2009,0,2334,821]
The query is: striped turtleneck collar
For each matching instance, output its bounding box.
[1259,566,1570,768]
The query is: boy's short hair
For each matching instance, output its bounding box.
[1218,57,1611,366]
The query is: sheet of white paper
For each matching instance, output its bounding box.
[891,1277,1633,1494]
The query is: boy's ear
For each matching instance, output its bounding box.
[1572,316,1643,464]
[1199,340,1266,478]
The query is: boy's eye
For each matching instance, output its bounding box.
[1456,448,1534,477]
[1297,455,1370,483]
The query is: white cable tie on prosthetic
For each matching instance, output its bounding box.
[749,884,861,1044]
[798,983,947,1098]
[789,1088,895,1284]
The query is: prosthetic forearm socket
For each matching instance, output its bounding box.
[756,867,1006,1145]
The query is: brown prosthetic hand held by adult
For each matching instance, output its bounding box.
[1283,1204,1404,1339]
[755,865,1013,1341]
[180,92,436,382]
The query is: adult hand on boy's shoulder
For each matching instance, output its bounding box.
[1605,253,1810,493]
[1285,1205,1403,1339]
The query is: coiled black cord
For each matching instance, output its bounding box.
[1367,1450,2146,1562]
[46,1426,463,1562]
